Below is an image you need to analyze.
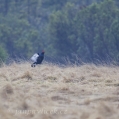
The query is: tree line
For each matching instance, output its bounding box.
[0,0,119,64]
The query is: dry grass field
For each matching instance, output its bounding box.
[0,61,119,119]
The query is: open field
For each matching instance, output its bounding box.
[0,62,119,119]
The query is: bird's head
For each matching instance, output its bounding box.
[41,50,45,54]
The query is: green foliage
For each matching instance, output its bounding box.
[49,0,119,62]
[49,2,78,58]
[75,0,119,60]
[0,0,119,63]
[0,45,8,62]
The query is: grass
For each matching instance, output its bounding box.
[0,61,119,119]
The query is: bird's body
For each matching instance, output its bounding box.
[35,53,44,64]
[31,51,45,67]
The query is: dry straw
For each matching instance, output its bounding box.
[0,61,119,119]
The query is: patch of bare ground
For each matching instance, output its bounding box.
[0,62,119,119]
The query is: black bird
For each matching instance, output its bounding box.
[31,51,45,67]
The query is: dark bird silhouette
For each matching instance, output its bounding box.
[31,50,45,67]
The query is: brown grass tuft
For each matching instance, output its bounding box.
[20,100,29,110]
[0,73,8,81]
[3,84,14,94]
[84,99,90,105]
[98,102,115,117]
[90,72,102,77]
[0,84,14,100]
[21,71,32,80]
[80,112,89,119]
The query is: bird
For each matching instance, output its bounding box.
[31,50,45,67]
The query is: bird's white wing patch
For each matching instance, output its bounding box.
[31,53,39,62]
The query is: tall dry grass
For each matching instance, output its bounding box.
[0,61,119,119]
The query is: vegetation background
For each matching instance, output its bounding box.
[0,0,119,63]
[0,1,119,118]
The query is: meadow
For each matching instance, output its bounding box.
[0,62,119,119]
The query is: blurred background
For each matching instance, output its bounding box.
[0,0,119,64]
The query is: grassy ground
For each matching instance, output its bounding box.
[0,62,119,119]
